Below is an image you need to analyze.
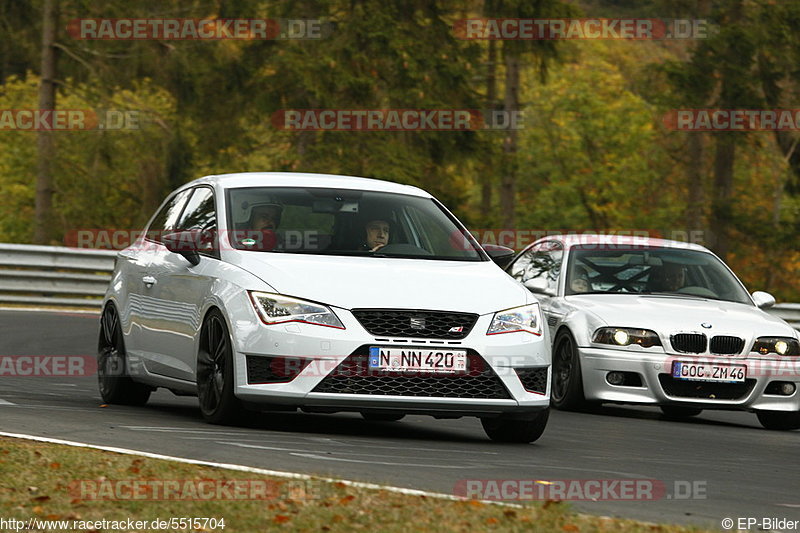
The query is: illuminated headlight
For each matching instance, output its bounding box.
[487,303,542,336]
[593,328,661,348]
[752,337,800,356]
[249,292,344,329]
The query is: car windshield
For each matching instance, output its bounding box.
[225,186,484,261]
[565,245,752,304]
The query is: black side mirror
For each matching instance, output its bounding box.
[162,231,201,266]
[483,244,516,269]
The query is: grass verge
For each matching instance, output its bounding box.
[0,436,714,532]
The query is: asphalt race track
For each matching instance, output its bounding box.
[1,309,798,529]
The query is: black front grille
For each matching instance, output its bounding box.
[311,350,511,399]
[515,368,548,394]
[352,309,478,339]
[658,374,756,400]
[670,333,707,354]
[710,335,745,355]
[246,356,311,384]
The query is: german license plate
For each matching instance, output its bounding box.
[368,347,467,374]
[671,361,746,383]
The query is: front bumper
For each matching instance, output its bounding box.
[579,345,800,412]
[231,310,551,416]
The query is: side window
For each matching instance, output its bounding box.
[177,187,218,256]
[510,241,563,291]
[146,189,192,243]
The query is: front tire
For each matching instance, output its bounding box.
[481,409,550,443]
[97,303,152,406]
[660,406,703,418]
[551,330,586,411]
[197,309,244,425]
[757,410,800,431]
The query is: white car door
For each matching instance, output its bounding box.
[141,186,218,382]
[134,188,193,371]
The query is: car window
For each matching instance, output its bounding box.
[509,241,563,292]
[177,186,218,256]
[225,187,485,261]
[146,189,193,243]
[565,245,752,304]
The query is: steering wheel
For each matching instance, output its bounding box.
[376,243,433,255]
[676,286,718,298]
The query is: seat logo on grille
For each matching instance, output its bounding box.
[449,326,464,333]
[410,317,426,329]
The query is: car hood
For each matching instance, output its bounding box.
[233,253,530,314]
[565,294,796,336]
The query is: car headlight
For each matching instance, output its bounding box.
[751,337,800,356]
[593,327,661,348]
[487,303,542,336]
[249,292,345,329]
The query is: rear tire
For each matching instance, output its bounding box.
[660,406,703,418]
[551,330,586,411]
[97,303,152,406]
[757,410,800,431]
[361,412,405,422]
[197,309,244,425]
[481,409,550,443]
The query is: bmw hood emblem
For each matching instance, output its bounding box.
[701,322,712,329]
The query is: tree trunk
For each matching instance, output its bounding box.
[480,39,497,223]
[709,133,735,260]
[34,0,57,244]
[500,45,520,230]
[685,133,705,234]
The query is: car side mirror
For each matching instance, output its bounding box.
[752,291,776,310]
[162,231,201,266]
[524,277,556,296]
[483,244,516,269]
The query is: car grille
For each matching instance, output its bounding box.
[311,350,511,399]
[709,335,745,355]
[515,368,548,394]
[658,374,756,400]
[670,333,707,354]
[351,309,478,339]
[246,356,311,384]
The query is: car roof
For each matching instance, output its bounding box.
[183,172,432,198]
[536,233,711,253]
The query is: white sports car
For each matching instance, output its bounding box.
[98,172,551,442]
[506,234,800,430]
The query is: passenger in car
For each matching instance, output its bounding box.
[647,263,687,292]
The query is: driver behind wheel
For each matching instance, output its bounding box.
[363,218,391,252]
[570,265,591,293]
